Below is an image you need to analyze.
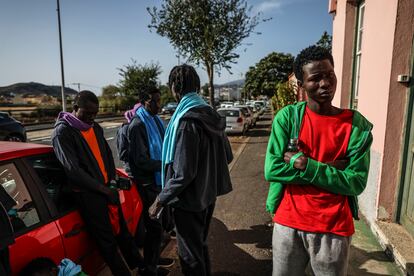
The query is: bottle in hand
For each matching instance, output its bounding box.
[287,138,299,152]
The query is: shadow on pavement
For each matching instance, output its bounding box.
[208,218,272,276]
[348,245,395,276]
[246,129,270,138]
[407,262,414,276]
[252,122,271,129]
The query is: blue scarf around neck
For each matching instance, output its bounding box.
[161,92,208,187]
[136,107,165,186]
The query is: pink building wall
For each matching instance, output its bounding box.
[331,0,347,107]
[332,0,399,223]
[331,1,414,271]
[357,0,398,155]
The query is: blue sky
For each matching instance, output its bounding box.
[0,0,332,95]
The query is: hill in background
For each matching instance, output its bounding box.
[216,79,244,88]
[0,82,78,97]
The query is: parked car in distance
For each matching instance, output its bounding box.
[235,104,257,126]
[245,102,262,118]
[217,108,249,135]
[220,101,234,109]
[161,102,178,114]
[1,142,143,275]
[0,112,27,142]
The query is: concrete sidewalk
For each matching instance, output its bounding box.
[350,219,402,275]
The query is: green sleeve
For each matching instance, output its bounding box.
[266,182,284,213]
[264,106,307,184]
[300,132,372,196]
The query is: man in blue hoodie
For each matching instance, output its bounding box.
[127,87,173,276]
[149,65,233,276]
[52,91,143,276]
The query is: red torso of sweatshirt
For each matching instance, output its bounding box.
[273,107,355,236]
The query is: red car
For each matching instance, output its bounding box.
[0,142,143,275]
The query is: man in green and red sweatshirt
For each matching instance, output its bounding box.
[264,46,373,276]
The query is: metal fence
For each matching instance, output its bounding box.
[0,107,123,124]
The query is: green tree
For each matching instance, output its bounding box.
[101,85,121,100]
[148,0,260,106]
[160,84,175,106]
[201,83,209,97]
[244,52,294,98]
[100,85,119,112]
[272,81,296,112]
[118,60,162,97]
[316,31,332,53]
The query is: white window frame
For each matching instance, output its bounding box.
[352,2,365,109]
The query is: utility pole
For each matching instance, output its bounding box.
[57,0,66,111]
[71,83,81,92]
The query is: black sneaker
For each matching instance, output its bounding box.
[157,266,170,276]
[157,257,175,268]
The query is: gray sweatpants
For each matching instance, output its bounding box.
[272,223,351,276]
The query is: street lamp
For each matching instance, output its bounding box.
[57,0,66,111]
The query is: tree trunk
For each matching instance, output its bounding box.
[207,64,215,108]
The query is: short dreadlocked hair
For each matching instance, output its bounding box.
[138,86,161,104]
[20,257,58,276]
[293,46,334,83]
[168,64,200,95]
[73,90,99,108]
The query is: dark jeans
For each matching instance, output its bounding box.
[173,203,215,276]
[74,192,143,276]
[0,247,10,276]
[139,185,164,276]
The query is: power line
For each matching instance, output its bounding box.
[68,83,103,92]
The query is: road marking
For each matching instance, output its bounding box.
[105,126,119,129]
[228,136,250,173]
[30,136,51,141]
[106,137,114,141]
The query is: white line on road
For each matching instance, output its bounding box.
[106,137,114,141]
[105,126,119,129]
[228,137,250,173]
[30,136,51,141]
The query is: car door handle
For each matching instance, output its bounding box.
[64,224,84,238]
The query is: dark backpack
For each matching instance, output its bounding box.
[116,122,130,162]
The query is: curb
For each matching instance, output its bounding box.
[371,221,413,275]
[228,136,250,173]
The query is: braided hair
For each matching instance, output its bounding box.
[293,45,334,83]
[168,64,200,96]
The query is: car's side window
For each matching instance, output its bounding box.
[26,154,76,215]
[0,163,41,232]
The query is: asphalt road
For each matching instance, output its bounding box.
[27,120,125,168]
[26,114,243,169]
[26,115,172,168]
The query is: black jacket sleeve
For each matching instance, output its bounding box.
[101,128,116,181]
[224,133,233,164]
[158,122,200,205]
[0,186,15,249]
[128,121,161,173]
[52,128,111,196]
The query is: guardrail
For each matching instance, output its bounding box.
[0,107,123,125]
